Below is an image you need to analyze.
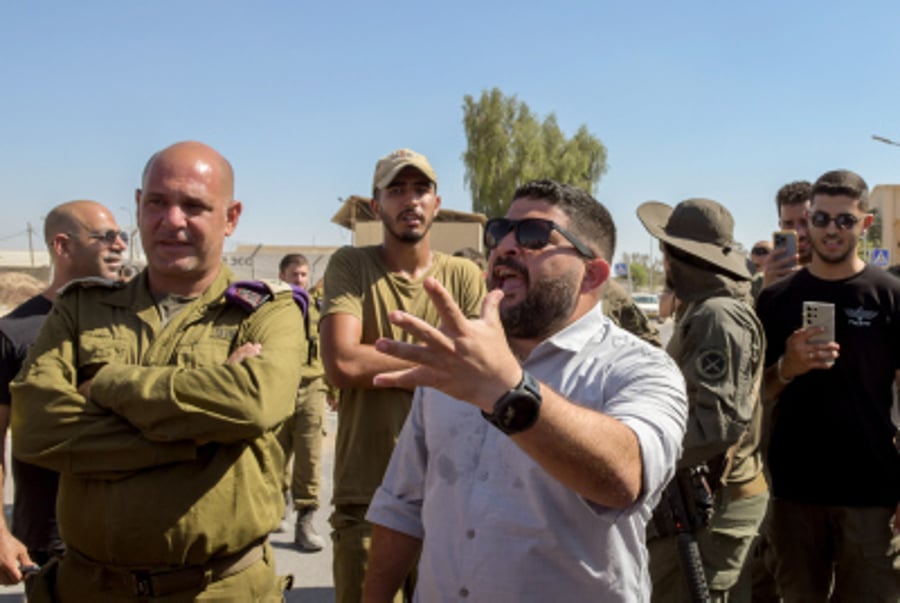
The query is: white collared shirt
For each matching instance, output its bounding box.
[368,305,688,602]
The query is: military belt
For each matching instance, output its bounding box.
[66,538,266,597]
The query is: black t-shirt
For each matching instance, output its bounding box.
[0,295,52,404]
[0,294,62,553]
[756,266,900,507]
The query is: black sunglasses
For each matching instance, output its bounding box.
[809,211,860,230]
[751,246,770,256]
[72,229,129,245]
[484,218,595,259]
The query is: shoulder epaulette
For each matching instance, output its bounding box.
[58,276,124,296]
[225,280,309,315]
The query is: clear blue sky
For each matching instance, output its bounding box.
[2,1,898,264]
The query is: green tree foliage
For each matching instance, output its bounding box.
[462,88,608,217]
[622,252,664,291]
[629,263,648,288]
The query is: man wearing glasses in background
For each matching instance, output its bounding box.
[756,170,900,600]
[362,179,687,601]
[0,200,126,584]
[749,240,772,274]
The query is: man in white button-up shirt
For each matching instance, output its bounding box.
[362,180,688,602]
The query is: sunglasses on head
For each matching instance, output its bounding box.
[751,246,770,256]
[809,211,860,230]
[484,218,595,259]
[77,229,129,245]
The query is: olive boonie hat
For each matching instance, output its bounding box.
[637,198,751,280]
[372,148,437,191]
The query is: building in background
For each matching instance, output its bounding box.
[331,195,486,254]
[873,184,900,267]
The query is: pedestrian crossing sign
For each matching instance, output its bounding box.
[870,248,890,267]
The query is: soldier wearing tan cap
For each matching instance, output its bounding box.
[320,148,486,603]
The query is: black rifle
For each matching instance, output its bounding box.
[651,465,714,603]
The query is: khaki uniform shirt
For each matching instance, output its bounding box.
[667,295,765,485]
[323,247,486,506]
[11,267,306,566]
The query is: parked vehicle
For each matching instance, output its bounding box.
[633,293,660,321]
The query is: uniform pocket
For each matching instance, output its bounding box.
[78,332,127,366]
[176,339,233,368]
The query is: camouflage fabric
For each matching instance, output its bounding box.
[602,279,661,347]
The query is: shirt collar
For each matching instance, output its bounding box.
[525,303,607,362]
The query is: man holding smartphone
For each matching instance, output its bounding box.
[756,169,900,600]
[761,180,813,289]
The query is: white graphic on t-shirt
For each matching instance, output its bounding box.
[845,306,877,327]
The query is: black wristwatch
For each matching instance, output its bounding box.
[481,370,542,435]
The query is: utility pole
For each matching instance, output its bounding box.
[26,222,35,267]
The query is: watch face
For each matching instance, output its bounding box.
[498,396,533,431]
[488,371,542,435]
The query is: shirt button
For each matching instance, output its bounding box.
[459,587,469,597]
[466,529,475,539]
[479,472,489,481]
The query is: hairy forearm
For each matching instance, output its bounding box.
[323,342,417,390]
[362,524,421,603]
[513,386,643,508]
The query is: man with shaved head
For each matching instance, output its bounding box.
[12,141,306,600]
[0,199,126,585]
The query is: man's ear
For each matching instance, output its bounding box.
[224,200,242,237]
[582,258,610,293]
[52,233,71,261]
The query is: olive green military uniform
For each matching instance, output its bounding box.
[323,246,486,603]
[11,268,305,602]
[277,286,328,510]
[601,279,662,347]
[648,261,768,603]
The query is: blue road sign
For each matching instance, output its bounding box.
[871,248,890,267]
[614,262,628,277]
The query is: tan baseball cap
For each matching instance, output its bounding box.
[372,148,437,191]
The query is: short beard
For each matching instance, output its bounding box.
[381,211,429,244]
[811,235,855,265]
[500,270,579,340]
[393,229,425,243]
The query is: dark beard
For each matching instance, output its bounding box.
[500,271,579,339]
[381,208,429,244]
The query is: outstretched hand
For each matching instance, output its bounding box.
[373,278,522,412]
